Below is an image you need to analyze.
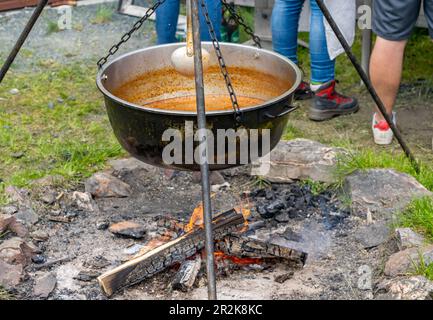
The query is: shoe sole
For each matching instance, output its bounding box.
[374,137,393,145]
[308,104,360,121]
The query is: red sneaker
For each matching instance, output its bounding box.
[309,80,359,121]
[294,81,313,101]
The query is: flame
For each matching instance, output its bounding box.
[185,195,251,233]
[234,196,251,233]
[184,202,204,232]
[214,251,262,265]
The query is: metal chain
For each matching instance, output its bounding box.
[221,0,261,48]
[199,0,242,123]
[97,0,166,69]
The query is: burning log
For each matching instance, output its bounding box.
[215,234,308,265]
[172,255,202,292]
[98,209,244,296]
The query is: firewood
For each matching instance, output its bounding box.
[215,234,308,265]
[172,255,202,292]
[98,209,244,297]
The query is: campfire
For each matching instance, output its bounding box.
[97,195,308,297]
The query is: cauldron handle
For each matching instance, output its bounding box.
[263,105,299,120]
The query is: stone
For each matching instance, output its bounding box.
[210,182,231,192]
[15,207,39,226]
[262,139,344,184]
[108,221,146,239]
[275,212,290,223]
[73,270,99,282]
[9,88,19,95]
[0,214,15,233]
[163,169,179,180]
[5,186,31,206]
[354,222,391,249]
[395,228,426,250]
[344,169,432,220]
[32,254,47,264]
[0,260,23,289]
[274,271,294,284]
[96,220,109,230]
[123,244,145,256]
[10,152,24,159]
[41,191,57,205]
[85,172,132,198]
[33,273,57,298]
[72,191,96,212]
[108,158,155,173]
[384,245,433,277]
[0,237,38,266]
[31,230,49,242]
[0,205,18,215]
[0,214,28,238]
[376,276,433,300]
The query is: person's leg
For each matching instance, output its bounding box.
[369,37,407,121]
[370,0,421,144]
[308,0,358,121]
[308,0,334,84]
[199,0,221,41]
[271,0,313,100]
[156,0,180,44]
[271,0,304,64]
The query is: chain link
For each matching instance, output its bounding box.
[97,0,166,69]
[199,0,243,123]
[221,0,261,48]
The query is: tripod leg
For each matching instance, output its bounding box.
[0,0,49,84]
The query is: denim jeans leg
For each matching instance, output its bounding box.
[156,0,180,44]
[309,0,335,83]
[199,0,222,41]
[271,0,304,64]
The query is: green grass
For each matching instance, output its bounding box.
[335,149,433,191]
[91,6,114,24]
[301,178,329,196]
[397,197,433,242]
[0,286,14,300]
[413,256,433,281]
[46,20,61,34]
[0,62,124,202]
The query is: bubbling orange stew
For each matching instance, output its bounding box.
[114,66,292,112]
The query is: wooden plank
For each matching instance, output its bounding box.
[98,209,244,297]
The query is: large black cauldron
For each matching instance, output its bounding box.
[96,42,301,171]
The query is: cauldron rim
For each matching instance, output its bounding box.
[96,42,301,117]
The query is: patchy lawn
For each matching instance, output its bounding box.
[0,62,124,202]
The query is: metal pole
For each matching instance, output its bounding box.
[315,0,420,173]
[0,0,49,84]
[360,0,372,80]
[190,0,217,300]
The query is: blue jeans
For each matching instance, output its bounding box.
[156,0,221,44]
[271,0,335,83]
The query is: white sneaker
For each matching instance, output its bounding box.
[372,112,397,145]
